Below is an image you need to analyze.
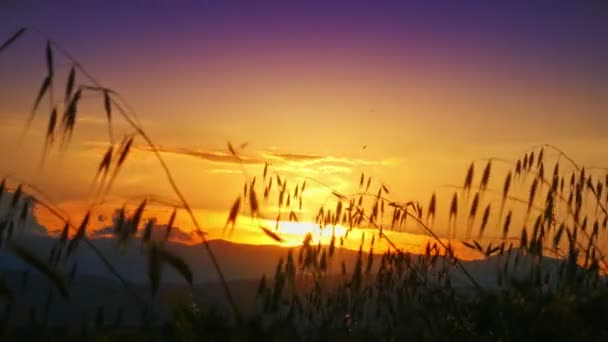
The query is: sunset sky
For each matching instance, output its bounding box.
[0,1,607,256]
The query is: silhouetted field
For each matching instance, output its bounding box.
[1,28,608,341]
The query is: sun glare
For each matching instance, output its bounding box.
[270,220,348,246]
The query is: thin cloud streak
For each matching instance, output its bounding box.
[134,145,392,169]
[135,145,264,165]
[264,151,395,166]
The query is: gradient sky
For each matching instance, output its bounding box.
[1,1,607,255]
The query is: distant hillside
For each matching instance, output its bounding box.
[0,232,584,326]
[1,233,572,287]
[0,234,371,284]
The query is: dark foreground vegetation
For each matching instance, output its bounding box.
[1,28,608,341]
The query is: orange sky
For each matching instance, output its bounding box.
[1,3,607,259]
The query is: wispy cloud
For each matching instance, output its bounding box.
[83,140,392,171]
[136,145,265,165]
[89,143,397,177]
[264,151,392,167]
[265,152,326,162]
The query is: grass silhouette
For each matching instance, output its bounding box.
[1,28,608,341]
